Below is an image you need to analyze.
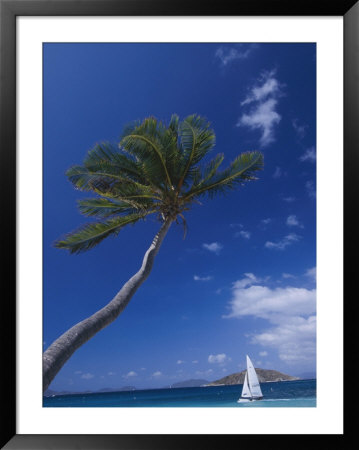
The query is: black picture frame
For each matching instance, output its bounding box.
[1,0,356,448]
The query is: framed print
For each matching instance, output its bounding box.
[1,0,356,448]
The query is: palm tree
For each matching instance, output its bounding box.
[43,114,263,392]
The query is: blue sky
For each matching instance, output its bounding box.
[43,43,316,391]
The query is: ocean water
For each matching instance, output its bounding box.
[43,379,316,407]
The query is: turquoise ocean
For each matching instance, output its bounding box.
[43,379,316,407]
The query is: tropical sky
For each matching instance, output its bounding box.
[43,43,316,391]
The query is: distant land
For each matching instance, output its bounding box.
[44,369,307,397]
[207,369,299,386]
[44,386,136,397]
[295,372,316,380]
[164,379,209,389]
[97,386,136,392]
[44,381,208,397]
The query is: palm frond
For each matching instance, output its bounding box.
[77,197,153,218]
[169,114,180,138]
[66,165,159,200]
[83,142,147,184]
[183,151,263,200]
[196,153,225,188]
[54,213,150,254]
[176,114,216,191]
[120,117,173,188]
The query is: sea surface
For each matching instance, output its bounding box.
[43,379,316,407]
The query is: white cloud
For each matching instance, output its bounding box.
[265,233,300,250]
[230,223,243,229]
[194,275,213,281]
[259,351,268,357]
[235,230,251,239]
[292,119,307,138]
[176,360,185,365]
[108,371,115,376]
[273,167,282,178]
[239,99,281,147]
[237,70,283,147]
[152,371,162,377]
[305,267,316,281]
[81,373,94,380]
[258,218,272,231]
[208,353,230,364]
[223,275,316,367]
[282,272,295,279]
[224,284,316,321]
[233,272,261,289]
[282,196,295,203]
[124,371,137,378]
[74,370,82,375]
[286,215,303,228]
[202,242,223,255]
[305,180,316,199]
[215,44,257,66]
[241,71,281,105]
[252,316,316,365]
[300,146,316,162]
[192,360,199,364]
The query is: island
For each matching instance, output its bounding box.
[206,369,299,386]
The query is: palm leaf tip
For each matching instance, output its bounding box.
[54,213,147,254]
[183,150,263,200]
[77,197,150,218]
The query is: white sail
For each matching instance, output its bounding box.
[241,371,251,398]
[246,355,263,398]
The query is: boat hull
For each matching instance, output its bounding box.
[237,397,263,403]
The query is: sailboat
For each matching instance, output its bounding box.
[237,355,263,403]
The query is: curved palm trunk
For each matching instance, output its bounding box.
[43,219,172,392]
